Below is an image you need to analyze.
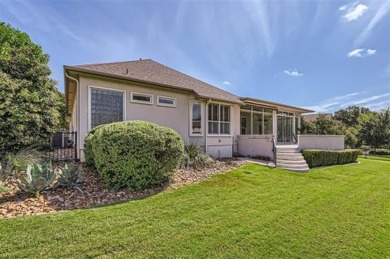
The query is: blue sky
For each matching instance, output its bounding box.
[0,0,389,112]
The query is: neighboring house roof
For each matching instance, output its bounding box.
[64,59,243,104]
[302,113,333,121]
[240,97,314,113]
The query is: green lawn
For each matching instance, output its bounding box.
[359,154,390,162]
[1,159,389,258]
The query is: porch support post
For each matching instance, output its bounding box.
[273,110,277,141]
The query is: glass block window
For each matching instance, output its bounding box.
[90,88,124,129]
[208,104,230,135]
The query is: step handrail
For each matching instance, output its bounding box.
[272,135,277,167]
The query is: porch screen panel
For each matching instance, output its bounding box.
[264,113,273,134]
[240,111,251,135]
[91,88,124,129]
[253,113,263,135]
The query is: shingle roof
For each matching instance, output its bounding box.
[65,59,242,104]
[302,113,333,121]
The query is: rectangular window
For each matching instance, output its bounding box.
[90,87,124,129]
[208,104,230,135]
[131,92,153,104]
[157,96,176,107]
[190,102,202,135]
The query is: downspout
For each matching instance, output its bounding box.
[65,72,80,161]
[205,99,211,154]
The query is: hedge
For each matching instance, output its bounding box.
[368,149,390,156]
[302,149,359,168]
[84,121,184,191]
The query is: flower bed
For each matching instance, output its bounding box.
[0,159,246,218]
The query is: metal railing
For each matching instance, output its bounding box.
[272,135,277,167]
[46,131,78,162]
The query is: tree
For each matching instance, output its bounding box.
[300,115,343,135]
[0,22,65,154]
[334,106,370,127]
[358,109,390,149]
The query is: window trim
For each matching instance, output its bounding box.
[88,85,126,131]
[207,103,232,136]
[189,101,203,136]
[130,92,153,105]
[157,95,177,108]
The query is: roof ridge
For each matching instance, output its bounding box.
[71,59,152,68]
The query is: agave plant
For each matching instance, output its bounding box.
[17,162,56,197]
[57,164,83,192]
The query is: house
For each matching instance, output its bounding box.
[65,59,344,171]
[302,113,333,122]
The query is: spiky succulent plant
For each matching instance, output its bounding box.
[17,162,56,197]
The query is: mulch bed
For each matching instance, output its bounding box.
[0,159,247,218]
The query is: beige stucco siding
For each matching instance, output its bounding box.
[77,75,203,159]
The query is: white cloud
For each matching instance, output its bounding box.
[355,1,390,45]
[339,5,347,11]
[222,81,231,85]
[347,48,376,57]
[304,92,366,112]
[283,69,303,77]
[341,93,390,107]
[342,3,369,21]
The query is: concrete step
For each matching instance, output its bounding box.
[277,159,308,165]
[277,154,304,160]
[276,148,301,153]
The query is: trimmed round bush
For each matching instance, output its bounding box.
[85,121,184,191]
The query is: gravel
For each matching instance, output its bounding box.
[0,159,247,218]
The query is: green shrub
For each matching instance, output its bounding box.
[369,149,390,155]
[302,149,359,168]
[0,146,43,181]
[17,162,56,197]
[84,125,104,168]
[87,121,184,191]
[182,144,214,169]
[57,164,83,189]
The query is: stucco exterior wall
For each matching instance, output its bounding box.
[77,75,203,160]
[298,135,345,150]
[236,135,274,160]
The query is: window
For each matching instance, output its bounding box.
[157,96,176,107]
[208,104,231,135]
[190,101,202,135]
[90,87,124,129]
[131,92,153,104]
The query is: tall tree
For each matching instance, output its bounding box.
[358,109,390,149]
[0,22,65,154]
[334,106,370,127]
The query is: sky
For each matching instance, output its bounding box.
[0,0,389,113]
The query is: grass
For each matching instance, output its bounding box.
[359,154,390,162]
[1,159,389,258]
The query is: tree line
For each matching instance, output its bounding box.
[301,106,390,149]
